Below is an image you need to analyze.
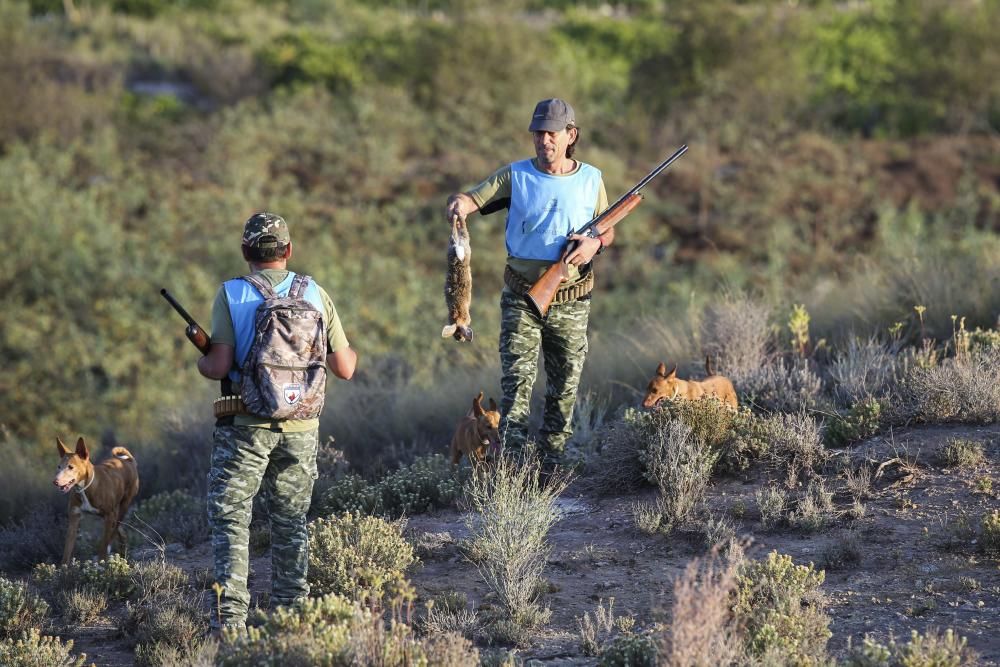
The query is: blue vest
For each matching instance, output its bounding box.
[223,271,324,382]
[505,159,601,261]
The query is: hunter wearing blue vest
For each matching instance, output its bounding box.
[445,98,610,468]
[196,212,357,635]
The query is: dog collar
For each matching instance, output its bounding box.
[76,470,95,493]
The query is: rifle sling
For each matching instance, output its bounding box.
[504,264,594,305]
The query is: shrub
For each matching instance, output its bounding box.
[130,595,205,667]
[307,513,414,605]
[0,628,89,667]
[58,588,108,625]
[317,474,382,516]
[217,594,478,667]
[419,591,478,640]
[939,438,986,469]
[597,633,658,667]
[378,455,466,516]
[463,456,568,643]
[0,577,48,639]
[827,336,899,406]
[755,486,787,530]
[132,490,209,549]
[760,412,825,483]
[317,455,465,518]
[825,397,883,447]
[639,419,714,532]
[740,359,823,413]
[897,348,1000,424]
[979,510,1000,558]
[701,293,771,382]
[844,628,977,666]
[821,531,862,571]
[649,398,762,474]
[32,555,135,601]
[734,551,831,664]
[789,479,835,533]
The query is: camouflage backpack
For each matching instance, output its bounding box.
[239,273,327,420]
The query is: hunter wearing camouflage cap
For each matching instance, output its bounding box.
[196,211,358,635]
[444,98,611,468]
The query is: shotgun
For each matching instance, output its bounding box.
[161,288,211,355]
[526,144,689,317]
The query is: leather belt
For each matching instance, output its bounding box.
[503,265,594,305]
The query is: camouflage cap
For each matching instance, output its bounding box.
[242,212,290,248]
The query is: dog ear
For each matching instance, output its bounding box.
[57,438,71,458]
[472,392,485,417]
[656,362,667,377]
[75,437,89,461]
[666,365,677,379]
[488,397,498,412]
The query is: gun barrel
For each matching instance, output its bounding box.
[160,288,198,328]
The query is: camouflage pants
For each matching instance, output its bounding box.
[499,288,590,460]
[206,424,318,628]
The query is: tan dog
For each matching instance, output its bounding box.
[53,437,139,565]
[450,392,501,467]
[642,358,738,409]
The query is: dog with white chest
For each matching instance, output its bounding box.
[53,437,139,565]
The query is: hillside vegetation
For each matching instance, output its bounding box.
[1,0,999,522]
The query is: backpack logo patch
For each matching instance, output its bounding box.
[283,384,302,405]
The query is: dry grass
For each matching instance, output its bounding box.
[658,549,743,667]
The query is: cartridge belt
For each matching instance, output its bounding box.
[503,265,594,305]
[214,395,248,418]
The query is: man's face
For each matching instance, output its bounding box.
[532,127,577,166]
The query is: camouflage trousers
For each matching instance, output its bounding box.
[206,424,318,628]
[499,288,590,461]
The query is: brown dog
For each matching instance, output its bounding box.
[53,437,139,565]
[642,358,738,409]
[450,392,501,467]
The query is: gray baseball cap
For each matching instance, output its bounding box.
[528,98,576,132]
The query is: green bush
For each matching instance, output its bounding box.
[825,397,883,447]
[307,513,414,605]
[979,510,1000,559]
[0,577,48,639]
[734,551,831,664]
[318,455,465,518]
[217,594,478,667]
[32,555,135,601]
[597,633,658,667]
[939,438,986,470]
[844,628,976,667]
[0,628,90,667]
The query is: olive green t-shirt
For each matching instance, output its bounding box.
[209,269,349,432]
[465,159,609,282]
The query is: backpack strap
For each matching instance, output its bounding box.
[241,273,277,300]
[288,273,312,299]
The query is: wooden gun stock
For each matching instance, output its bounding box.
[526,193,643,318]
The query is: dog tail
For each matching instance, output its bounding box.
[705,355,715,376]
[111,446,135,462]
